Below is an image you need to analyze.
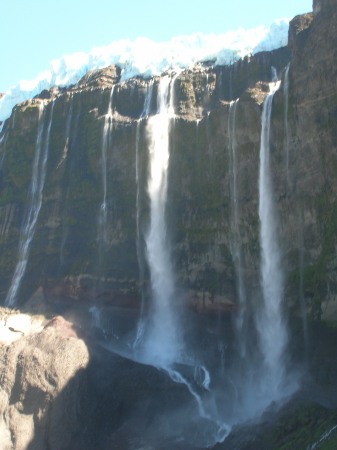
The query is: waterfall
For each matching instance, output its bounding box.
[257,78,288,394]
[0,205,15,237]
[298,205,309,356]
[284,64,290,192]
[308,424,337,450]
[59,95,74,270]
[98,86,115,253]
[228,99,248,356]
[134,81,154,348]
[5,101,54,307]
[0,133,7,169]
[143,75,181,365]
[166,367,231,441]
[228,67,233,100]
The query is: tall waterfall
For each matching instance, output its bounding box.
[5,101,54,307]
[143,75,181,365]
[257,78,288,395]
[134,81,154,348]
[228,99,247,356]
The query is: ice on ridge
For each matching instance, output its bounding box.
[0,19,289,124]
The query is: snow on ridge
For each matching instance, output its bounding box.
[0,18,289,124]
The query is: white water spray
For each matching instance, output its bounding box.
[5,101,54,307]
[258,77,288,394]
[143,75,181,365]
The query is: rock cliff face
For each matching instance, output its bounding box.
[0,306,198,450]
[1,1,337,448]
[0,2,336,322]
[0,308,89,450]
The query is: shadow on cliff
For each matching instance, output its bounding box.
[22,295,212,450]
[14,287,337,450]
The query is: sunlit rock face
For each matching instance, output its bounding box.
[0,306,200,450]
[0,307,89,450]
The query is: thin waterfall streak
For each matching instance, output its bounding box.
[298,205,309,356]
[168,72,179,118]
[98,86,115,251]
[284,64,290,193]
[258,78,288,390]
[1,205,15,237]
[59,96,74,270]
[308,424,337,450]
[5,101,55,307]
[142,80,154,118]
[228,99,247,355]
[229,67,233,100]
[166,367,231,443]
[59,97,82,275]
[167,368,208,417]
[0,133,7,169]
[217,69,223,100]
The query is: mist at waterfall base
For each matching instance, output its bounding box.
[85,72,300,447]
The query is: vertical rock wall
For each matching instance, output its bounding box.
[0,3,336,322]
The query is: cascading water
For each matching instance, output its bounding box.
[59,95,74,270]
[228,99,248,357]
[284,63,290,192]
[166,367,231,443]
[98,86,115,255]
[133,81,154,348]
[257,76,288,396]
[5,101,54,307]
[299,204,309,356]
[0,205,15,238]
[136,75,232,446]
[0,133,7,168]
[142,75,182,365]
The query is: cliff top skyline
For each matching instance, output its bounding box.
[2,0,311,94]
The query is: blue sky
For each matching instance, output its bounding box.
[1,0,312,92]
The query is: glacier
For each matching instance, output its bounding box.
[0,19,289,124]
